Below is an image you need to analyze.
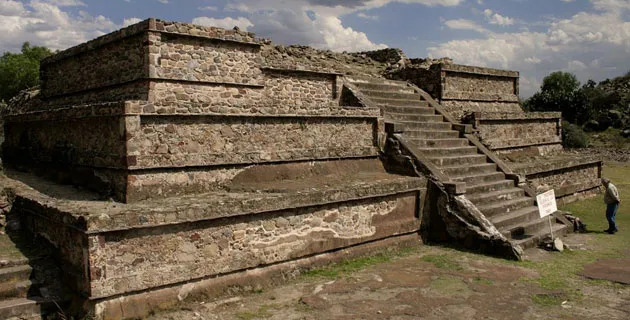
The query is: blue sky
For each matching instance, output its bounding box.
[1,0,629,97]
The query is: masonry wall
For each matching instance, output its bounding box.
[3,115,127,169]
[391,63,522,121]
[127,116,376,169]
[87,192,420,298]
[40,33,148,102]
[469,112,563,152]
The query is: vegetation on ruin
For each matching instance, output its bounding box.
[0,42,53,104]
[524,70,630,148]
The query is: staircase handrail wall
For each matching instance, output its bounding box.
[404,82,523,186]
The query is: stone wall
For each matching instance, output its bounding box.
[150,32,263,85]
[40,33,148,99]
[468,112,563,152]
[508,156,602,204]
[390,63,521,121]
[127,115,378,169]
[441,101,523,121]
[390,65,442,98]
[87,192,419,298]
[3,115,127,168]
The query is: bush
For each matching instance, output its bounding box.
[562,121,590,148]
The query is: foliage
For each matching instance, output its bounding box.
[523,72,590,124]
[0,42,53,103]
[561,121,590,148]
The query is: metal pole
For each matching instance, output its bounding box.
[548,215,555,241]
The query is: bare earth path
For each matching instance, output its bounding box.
[148,242,630,320]
[149,162,630,320]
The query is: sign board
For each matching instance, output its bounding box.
[537,189,557,218]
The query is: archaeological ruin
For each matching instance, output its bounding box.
[0,18,602,319]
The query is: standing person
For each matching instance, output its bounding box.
[602,178,621,234]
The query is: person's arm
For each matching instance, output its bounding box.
[609,185,621,203]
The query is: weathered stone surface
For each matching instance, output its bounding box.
[88,193,418,297]
[506,153,602,203]
[440,101,523,121]
[40,33,147,98]
[3,116,127,168]
[2,168,425,299]
[153,33,263,85]
[128,116,378,168]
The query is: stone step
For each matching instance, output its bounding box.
[0,297,49,320]
[466,179,516,195]
[373,97,425,107]
[351,81,415,93]
[393,120,451,130]
[467,187,525,206]
[429,154,488,167]
[403,130,460,139]
[441,163,498,177]
[511,223,570,249]
[0,279,34,300]
[453,172,506,185]
[414,146,479,157]
[491,206,540,229]
[387,115,444,124]
[408,138,470,148]
[383,105,433,115]
[0,265,33,285]
[361,89,419,100]
[477,196,534,217]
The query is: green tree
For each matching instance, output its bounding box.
[0,42,53,103]
[523,71,589,124]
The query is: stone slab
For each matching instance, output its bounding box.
[2,169,425,233]
[581,258,630,284]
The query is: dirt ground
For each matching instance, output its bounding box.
[148,235,630,320]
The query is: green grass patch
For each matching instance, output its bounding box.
[506,162,630,304]
[421,254,463,271]
[472,276,494,285]
[235,304,276,320]
[532,292,568,307]
[587,128,630,149]
[302,247,418,279]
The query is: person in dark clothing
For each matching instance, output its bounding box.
[602,178,621,234]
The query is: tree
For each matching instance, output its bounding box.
[0,42,53,104]
[523,71,589,124]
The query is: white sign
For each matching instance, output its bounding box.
[537,189,557,218]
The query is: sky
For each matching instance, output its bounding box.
[1,0,629,98]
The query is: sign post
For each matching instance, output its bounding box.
[536,189,558,240]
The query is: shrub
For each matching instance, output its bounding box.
[562,121,590,148]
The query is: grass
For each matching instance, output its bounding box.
[235,304,275,320]
[421,254,463,271]
[587,127,630,149]
[514,162,630,306]
[302,246,417,279]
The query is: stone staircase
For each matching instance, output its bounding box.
[348,78,569,249]
[0,229,68,319]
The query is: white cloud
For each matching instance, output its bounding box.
[192,16,254,31]
[311,14,387,51]
[357,12,378,20]
[157,0,168,3]
[591,0,630,11]
[199,6,218,11]
[122,17,142,27]
[429,0,630,97]
[0,0,129,54]
[483,9,515,26]
[222,0,465,51]
[0,0,25,15]
[43,0,86,6]
[444,18,488,33]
